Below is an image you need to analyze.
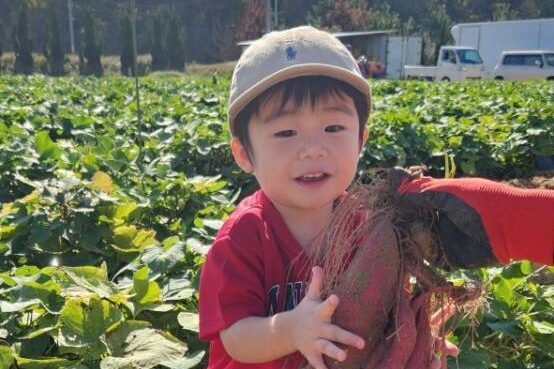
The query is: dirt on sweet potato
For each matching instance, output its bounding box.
[305,176,482,369]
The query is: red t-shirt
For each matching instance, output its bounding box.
[199,190,311,369]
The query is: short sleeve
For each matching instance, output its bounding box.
[199,214,267,341]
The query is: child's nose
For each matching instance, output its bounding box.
[299,139,328,159]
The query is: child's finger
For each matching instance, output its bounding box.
[430,302,456,333]
[305,353,329,369]
[318,294,339,320]
[306,266,324,300]
[314,338,347,362]
[321,323,365,350]
[434,336,459,357]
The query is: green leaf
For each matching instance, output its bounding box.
[201,219,223,231]
[486,320,520,338]
[177,312,199,333]
[141,242,185,276]
[0,346,14,369]
[113,202,139,221]
[448,347,490,369]
[519,260,533,275]
[15,355,80,369]
[161,351,205,369]
[101,321,186,369]
[35,131,62,161]
[113,225,138,249]
[132,267,161,305]
[532,321,554,335]
[21,325,59,340]
[0,299,41,313]
[57,328,107,360]
[22,281,64,313]
[59,295,122,343]
[492,277,517,306]
[63,268,117,299]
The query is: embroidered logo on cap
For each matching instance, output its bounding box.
[285,45,297,61]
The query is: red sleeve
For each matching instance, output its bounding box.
[400,177,554,265]
[198,214,267,341]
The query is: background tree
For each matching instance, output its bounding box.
[235,0,266,44]
[325,0,368,31]
[43,0,64,76]
[0,23,4,69]
[492,3,520,21]
[365,4,413,34]
[2,0,554,65]
[148,8,167,71]
[308,0,368,31]
[80,7,103,76]
[12,0,34,74]
[421,0,454,64]
[166,10,186,71]
[118,10,134,76]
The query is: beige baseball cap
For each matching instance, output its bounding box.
[228,26,371,135]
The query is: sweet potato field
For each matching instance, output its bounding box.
[0,75,553,369]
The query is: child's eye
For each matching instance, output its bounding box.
[274,130,296,138]
[325,125,345,133]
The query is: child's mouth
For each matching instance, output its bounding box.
[295,173,330,184]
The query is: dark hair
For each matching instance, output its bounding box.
[233,76,370,158]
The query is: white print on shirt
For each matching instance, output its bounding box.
[267,281,304,316]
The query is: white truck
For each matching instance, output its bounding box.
[404,46,484,81]
[451,18,554,77]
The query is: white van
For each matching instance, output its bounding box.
[492,50,554,80]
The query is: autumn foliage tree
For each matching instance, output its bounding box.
[235,0,266,42]
[308,0,367,31]
[325,0,367,31]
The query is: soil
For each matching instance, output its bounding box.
[505,170,554,189]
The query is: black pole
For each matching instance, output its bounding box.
[130,0,141,128]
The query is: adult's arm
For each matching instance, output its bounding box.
[392,170,554,268]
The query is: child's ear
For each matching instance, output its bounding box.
[359,127,369,152]
[230,138,254,173]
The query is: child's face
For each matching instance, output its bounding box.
[232,91,368,212]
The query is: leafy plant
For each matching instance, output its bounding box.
[0,75,552,368]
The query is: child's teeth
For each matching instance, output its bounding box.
[302,173,324,180]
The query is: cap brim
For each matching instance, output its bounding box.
[228,63,371,132]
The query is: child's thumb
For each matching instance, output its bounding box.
[306,266,323,299]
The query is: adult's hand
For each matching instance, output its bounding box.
[388,168,554,268]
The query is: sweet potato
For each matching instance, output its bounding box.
[306,179,481,369]
[405,293,433,369]
[325,216,401,369]
[370,289,418,369]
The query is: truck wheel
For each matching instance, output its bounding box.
[441,77,450,82]
[494,76,504,80]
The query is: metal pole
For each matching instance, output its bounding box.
[273,0,278,29]
[265,0,271,33]
[67,0,75,53]
[130,0,141,127]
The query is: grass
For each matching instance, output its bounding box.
[0,52,235,77]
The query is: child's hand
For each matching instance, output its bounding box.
[430,302,459,369]
[290,266,365,369]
